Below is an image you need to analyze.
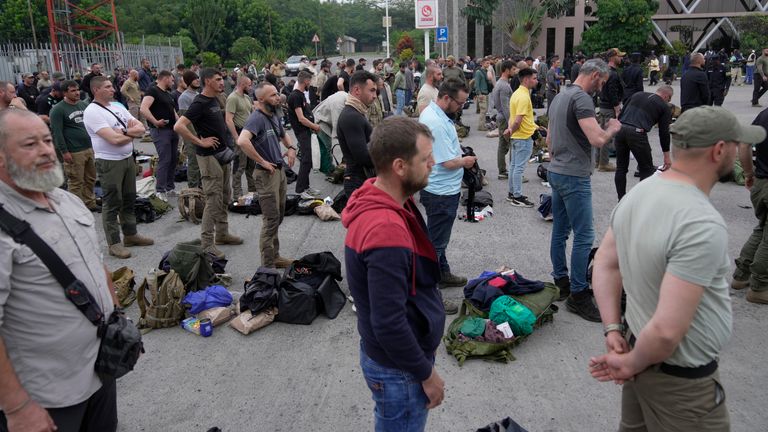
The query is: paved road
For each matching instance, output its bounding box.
[113,83,767,431]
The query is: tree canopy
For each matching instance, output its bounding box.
[578,0,658,55]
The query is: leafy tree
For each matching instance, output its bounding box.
[116,0,185,37]
[395,34,414,55]
[578,0,658,56]
[234,0,285,51]
[282,18,320,55]
[184,0,227,53]
[733,14,768,52]
[200,51,222,67]
[0,0,48,43]
[504,1,546,56]
[230,37,263,64]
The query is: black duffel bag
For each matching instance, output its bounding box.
[276,252,346,324]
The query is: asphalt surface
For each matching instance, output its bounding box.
[109,83,767,431]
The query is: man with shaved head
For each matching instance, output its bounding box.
[0,81,27,111]
[417,65,442,114]
[237,82,297,269]
[680,53,710,112]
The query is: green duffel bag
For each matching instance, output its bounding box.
[443,282,559,366]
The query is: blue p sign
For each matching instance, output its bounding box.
[436,27,448,43]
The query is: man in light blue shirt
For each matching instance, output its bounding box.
[418,79,476,288]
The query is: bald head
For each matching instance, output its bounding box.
[691,53,705,67]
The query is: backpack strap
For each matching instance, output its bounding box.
[188,193,201,224]
[0,204,105,326]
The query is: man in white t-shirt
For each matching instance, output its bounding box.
[83,76,154,259]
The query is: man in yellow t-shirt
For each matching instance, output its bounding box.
[503,67,539,207]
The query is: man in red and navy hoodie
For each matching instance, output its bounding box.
[342,116,446,432]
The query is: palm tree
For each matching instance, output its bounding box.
[504,0,572,56]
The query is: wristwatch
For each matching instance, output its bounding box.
[603,323,624,336]
[287,145,297,151]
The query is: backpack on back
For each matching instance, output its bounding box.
[179,187,205,224]
[136,269,186,330]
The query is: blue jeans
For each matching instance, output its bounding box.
[419,190,459,274]
[508,138,533,197]
[746,65,754,85]
[360,349,429,432]
[548,171,594,293]
[395,89,406,115]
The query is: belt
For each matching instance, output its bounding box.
[627,327,718,379]
[621,124,646,134]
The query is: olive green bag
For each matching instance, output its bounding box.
[443,282,559,366]
[136,269,186,331]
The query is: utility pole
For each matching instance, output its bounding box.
[385,0,390,59]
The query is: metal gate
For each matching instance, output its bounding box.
[0,42,183,83]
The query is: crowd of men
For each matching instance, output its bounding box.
[0,43,767,432]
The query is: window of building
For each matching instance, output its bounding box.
[484,23,493,56]
[546,28,556,58]
[565,27,574,57]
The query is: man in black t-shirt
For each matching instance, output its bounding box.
[337,71,378,197]
[321,72,339,101]
[287,71,321,195]
[140,70,179,198]
[337,58,355,92]
[174,68,243,258]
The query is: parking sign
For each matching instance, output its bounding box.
[436,27,448,43]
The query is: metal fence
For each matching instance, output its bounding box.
[0,42,183,83]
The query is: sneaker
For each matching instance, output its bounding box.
[485,129,499,138]
[123,234,154,247]
[598,163,617,172]
[166,190,178,197]
[443,299,459,315]
[300,190,322,200]
[554,276,571,301]
[156,192,168,202]
[544,214,553,222]
[108,243,131,259]
[274,256,295,268]
[522,176,529,183]
[306,187,322,197]
[440,272,467,288]
[565,292,602,322]
[507,194,535,208]
[753,103,763,108]
[746,288,768,304]
[498,173,508,180]
[215,234,244,245]
[731,278,750,290]
[204,245,226,259]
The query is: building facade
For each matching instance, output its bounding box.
[436,0,766,59]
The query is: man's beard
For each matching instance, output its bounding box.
[402,170,428,197]
[262,102,277,114]
[6,155,64,192]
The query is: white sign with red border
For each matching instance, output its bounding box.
[415,0,438,29]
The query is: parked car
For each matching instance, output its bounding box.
[285,55,307,76]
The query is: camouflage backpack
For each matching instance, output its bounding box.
[178,187,205,224]
[136,269,186,330]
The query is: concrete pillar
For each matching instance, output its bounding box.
[475,21,484,57]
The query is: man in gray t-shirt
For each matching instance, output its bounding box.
[545,59,621,322]
[237,82,297,269]
[590,106,765,431]
[0,110,119,430]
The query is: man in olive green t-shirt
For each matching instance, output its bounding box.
[225,75,255,198]
[49,80,97,210]
[589,106,766,431]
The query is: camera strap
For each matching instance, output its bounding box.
[0,204,105,326]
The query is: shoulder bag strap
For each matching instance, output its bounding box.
[0,204,104,326]
[92,101,127,129]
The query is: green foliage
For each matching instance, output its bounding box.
[184,0,227,53]
[117,0,185,37]
[669,40,688,59]
[200,51,222,67]
[0,0,48,43]
[504,0,546,56]
[733,14,768,52]
[230,37,263,64]
[462,0,500,26]
[578,0,657,56]
[399,48,414,63]
[282,18,320,55]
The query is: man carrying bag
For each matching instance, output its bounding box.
[0,110,141,432]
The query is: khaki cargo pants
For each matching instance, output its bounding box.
[620,366,729,432]
[196,154,231,248]
[64,147,97,209]
[254,167,287,267]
